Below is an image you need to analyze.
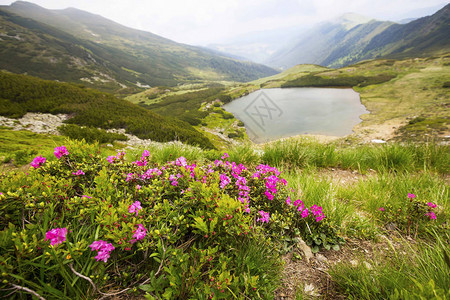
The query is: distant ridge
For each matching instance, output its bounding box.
[0,1,277,92]
[266,4,450,69]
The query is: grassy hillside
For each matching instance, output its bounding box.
[0,72,215,149]
[0,2,277,93]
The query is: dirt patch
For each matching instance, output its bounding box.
[316,168,377,186]
[274,237,403,299]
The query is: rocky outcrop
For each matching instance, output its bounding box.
[0,113,69,135]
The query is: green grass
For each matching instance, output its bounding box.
[261,137,449,174]
[0,128,66,167]
[329,232,450,299]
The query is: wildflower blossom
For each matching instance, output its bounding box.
[72,170,85,176]
[126,173,135,182]
[128,201,142,216]
[89,240,115,262]
[378,207,385,211]
[30,155,46,168]
[219,174,231,189]
[427,202,437,208]
[286,197,292,205]
[407,193,416,199]
[221,153,229,160]
[257,210,270,223]
[142,150,150,157]
[45,227,67,246]
[301,208,309,218]
[131,224,147,242]
[175,156,187,167]
[54,146,69,159]
[426,211,437,220]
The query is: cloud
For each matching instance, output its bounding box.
[0,0,447,44]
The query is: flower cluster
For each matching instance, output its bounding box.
[45,227,67,246]
[54,146,69,159]
[129,201,142,216]
[89,240,115,262]
[107,150,125,164]
[133,150,150,166]
[30,155,46,169]
[257,210,270,223]
[130,224,147,244]
[72,170,85,176]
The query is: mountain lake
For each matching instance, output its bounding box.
[223,88,369,143]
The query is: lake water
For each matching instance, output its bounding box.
[223,88,368,143]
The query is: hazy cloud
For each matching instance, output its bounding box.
[0,0,447,44]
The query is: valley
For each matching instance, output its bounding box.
[0,1,448,299]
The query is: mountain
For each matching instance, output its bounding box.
[0,1,277,92]
[266,5,450,69]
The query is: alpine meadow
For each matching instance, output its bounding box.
[0,1,448,299]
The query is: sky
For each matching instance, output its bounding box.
[0,0,448,45]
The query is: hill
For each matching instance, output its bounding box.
[0,71,215,148]
[266,4,450,69]
[0,1,277,93]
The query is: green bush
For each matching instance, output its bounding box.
[58,124,128,144]
[0,140,341,299]
[282,74,395,88]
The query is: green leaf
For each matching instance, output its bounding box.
[332,244,340,251]
[192,217,208,233]
[139,284,155,292]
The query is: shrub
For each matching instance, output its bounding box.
[0,140,342,299]
[58,124,128,144]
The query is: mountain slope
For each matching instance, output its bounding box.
[0,71,215,148]
[267,5,450,69]
[0,1,277,92]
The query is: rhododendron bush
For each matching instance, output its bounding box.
[0,141,341,299]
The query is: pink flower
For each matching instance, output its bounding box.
[54,146,69,159]
[128,201,142,216]
[175,156,187,167]
[95,251,111,263]
[132,224,147,241]
[90,240,115,262]
[426,211,437,220]
[81,195,92,199]
[257,210,270,223]
[286,197,292,206]
[126,173,134,182]
[72,170,85,176]
[427,202,437,208]
[142,150,150,157]
[136,185,142,190]
[301,209,309,218]
[378,207,385,211]
[265,191,274,200]
[45,227,67,246]
[89,240,109,251]
[30,155,46,168]
[407,193,416,199]
[221,153,229,160]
